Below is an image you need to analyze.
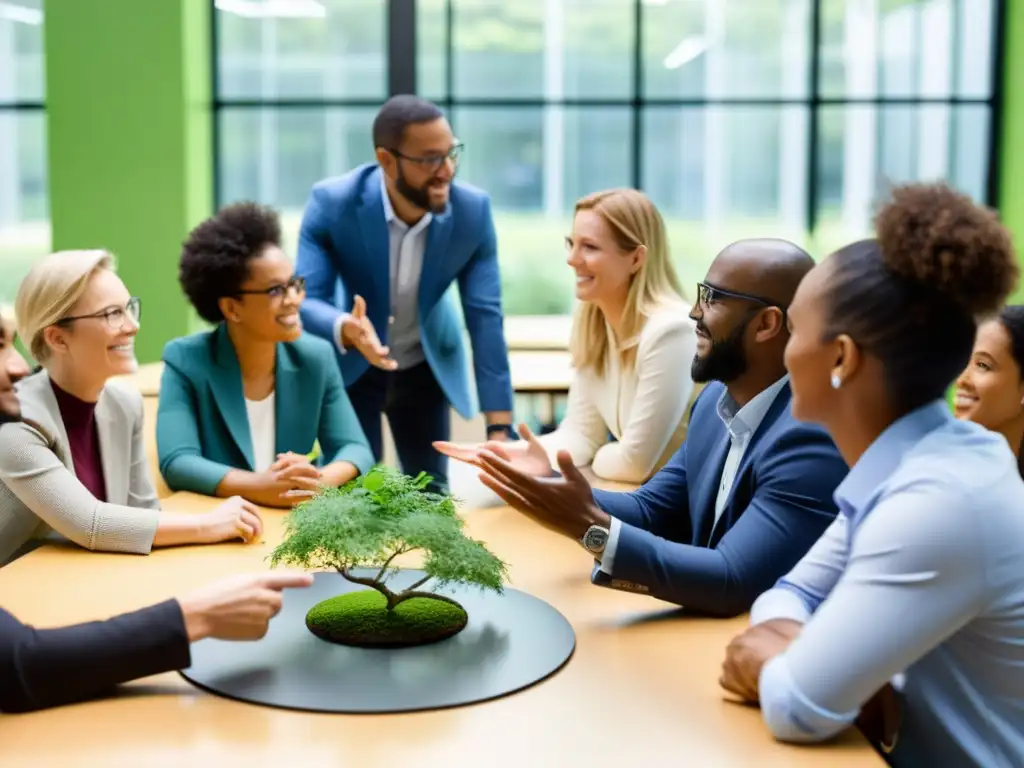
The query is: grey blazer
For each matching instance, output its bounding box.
[0,371,161,564]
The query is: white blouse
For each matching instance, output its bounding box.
[245,392,276,473]
[539,301,698,483]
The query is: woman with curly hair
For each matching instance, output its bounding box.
[953,306,1024,476]
[719,183,1024,766]
[156,202,374,508]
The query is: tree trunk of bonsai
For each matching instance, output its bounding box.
[338,568,461,611]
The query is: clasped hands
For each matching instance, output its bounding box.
[434,422,610,541]
[719,619,803,703]
[719,619,901,749]
[253,451,324,507]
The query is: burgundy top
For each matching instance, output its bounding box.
[50,379,107,502]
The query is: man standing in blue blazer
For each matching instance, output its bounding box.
[296,95,514,492]
[465,240,849,617]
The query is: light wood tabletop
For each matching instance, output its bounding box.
[0,492,879,767]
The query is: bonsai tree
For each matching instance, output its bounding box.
[270,466,509,648]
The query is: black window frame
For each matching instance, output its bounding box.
[210,0,1008,232]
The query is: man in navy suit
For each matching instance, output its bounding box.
[295,95,514,492]
[464,240,848,617]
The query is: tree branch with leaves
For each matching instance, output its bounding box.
[270,467,509,611]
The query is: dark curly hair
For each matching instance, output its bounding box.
[179,201,283,324]
[823,182,1018,415]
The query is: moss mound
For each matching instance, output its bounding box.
[305,590,468,648]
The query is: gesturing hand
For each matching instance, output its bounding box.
[340,294,397,371]
[434,422,552,477]
[178,570,315,641]
[719,619,802,703]
[476,448,609,540]
[200,496,264,544]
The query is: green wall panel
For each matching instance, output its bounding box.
[43,0,212,362]
[1002,0,1024,303]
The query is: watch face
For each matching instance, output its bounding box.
[584,526,608,551]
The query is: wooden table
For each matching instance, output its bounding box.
[0,493,878,767]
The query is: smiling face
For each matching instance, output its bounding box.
[954,319,1024,430]
[221,246,304,343]
[0,317,30,424]
[378,118,458,214]
[565,209,642,307]
[43,268,140,381]
[688,257,768,384]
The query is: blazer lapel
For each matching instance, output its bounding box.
[210,325,255,470]
[691,431,732,546]
[20,372,73,471]
[419,211,453,305]
[273,343,310,456]
[707,383,791,544]
[94,396,125,505]
[357,168,390,306]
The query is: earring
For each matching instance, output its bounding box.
[830,373,842,389]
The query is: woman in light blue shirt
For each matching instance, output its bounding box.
[719,182,1024,767]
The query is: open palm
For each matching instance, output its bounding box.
[434,423,553,477]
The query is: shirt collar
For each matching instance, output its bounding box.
[379,170,432,232]
[835,399,952,513]
[717,374,789,439]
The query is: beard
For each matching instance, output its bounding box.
[396,166,447,214]
[690,318,750,384]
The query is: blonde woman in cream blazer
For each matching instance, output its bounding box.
[0,252,265,565]
[537,304,697,483]
[439,188,697,499]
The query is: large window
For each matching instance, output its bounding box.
[213,0,1004,317]
[0,0,48,307]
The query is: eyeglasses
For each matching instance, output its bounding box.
[696,282,786,314]
[236,275,307,300]
[59,296,142,330]
[389,141,463,173]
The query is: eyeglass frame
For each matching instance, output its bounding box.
[387,141,464,174]
[696,281,787,316]
[235,275,307,300]
[57,296,142,330]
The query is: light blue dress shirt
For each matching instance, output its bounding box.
[751,400,1024,767]
[599,377,788,574]
[333,174,432,370]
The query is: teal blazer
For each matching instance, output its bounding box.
[156,325,374,495]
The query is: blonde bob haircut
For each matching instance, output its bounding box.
[15,249,116,363]
[569,188,685,373]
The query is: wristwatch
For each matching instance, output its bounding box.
[581,524,610,556]
[486,423,520,440]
